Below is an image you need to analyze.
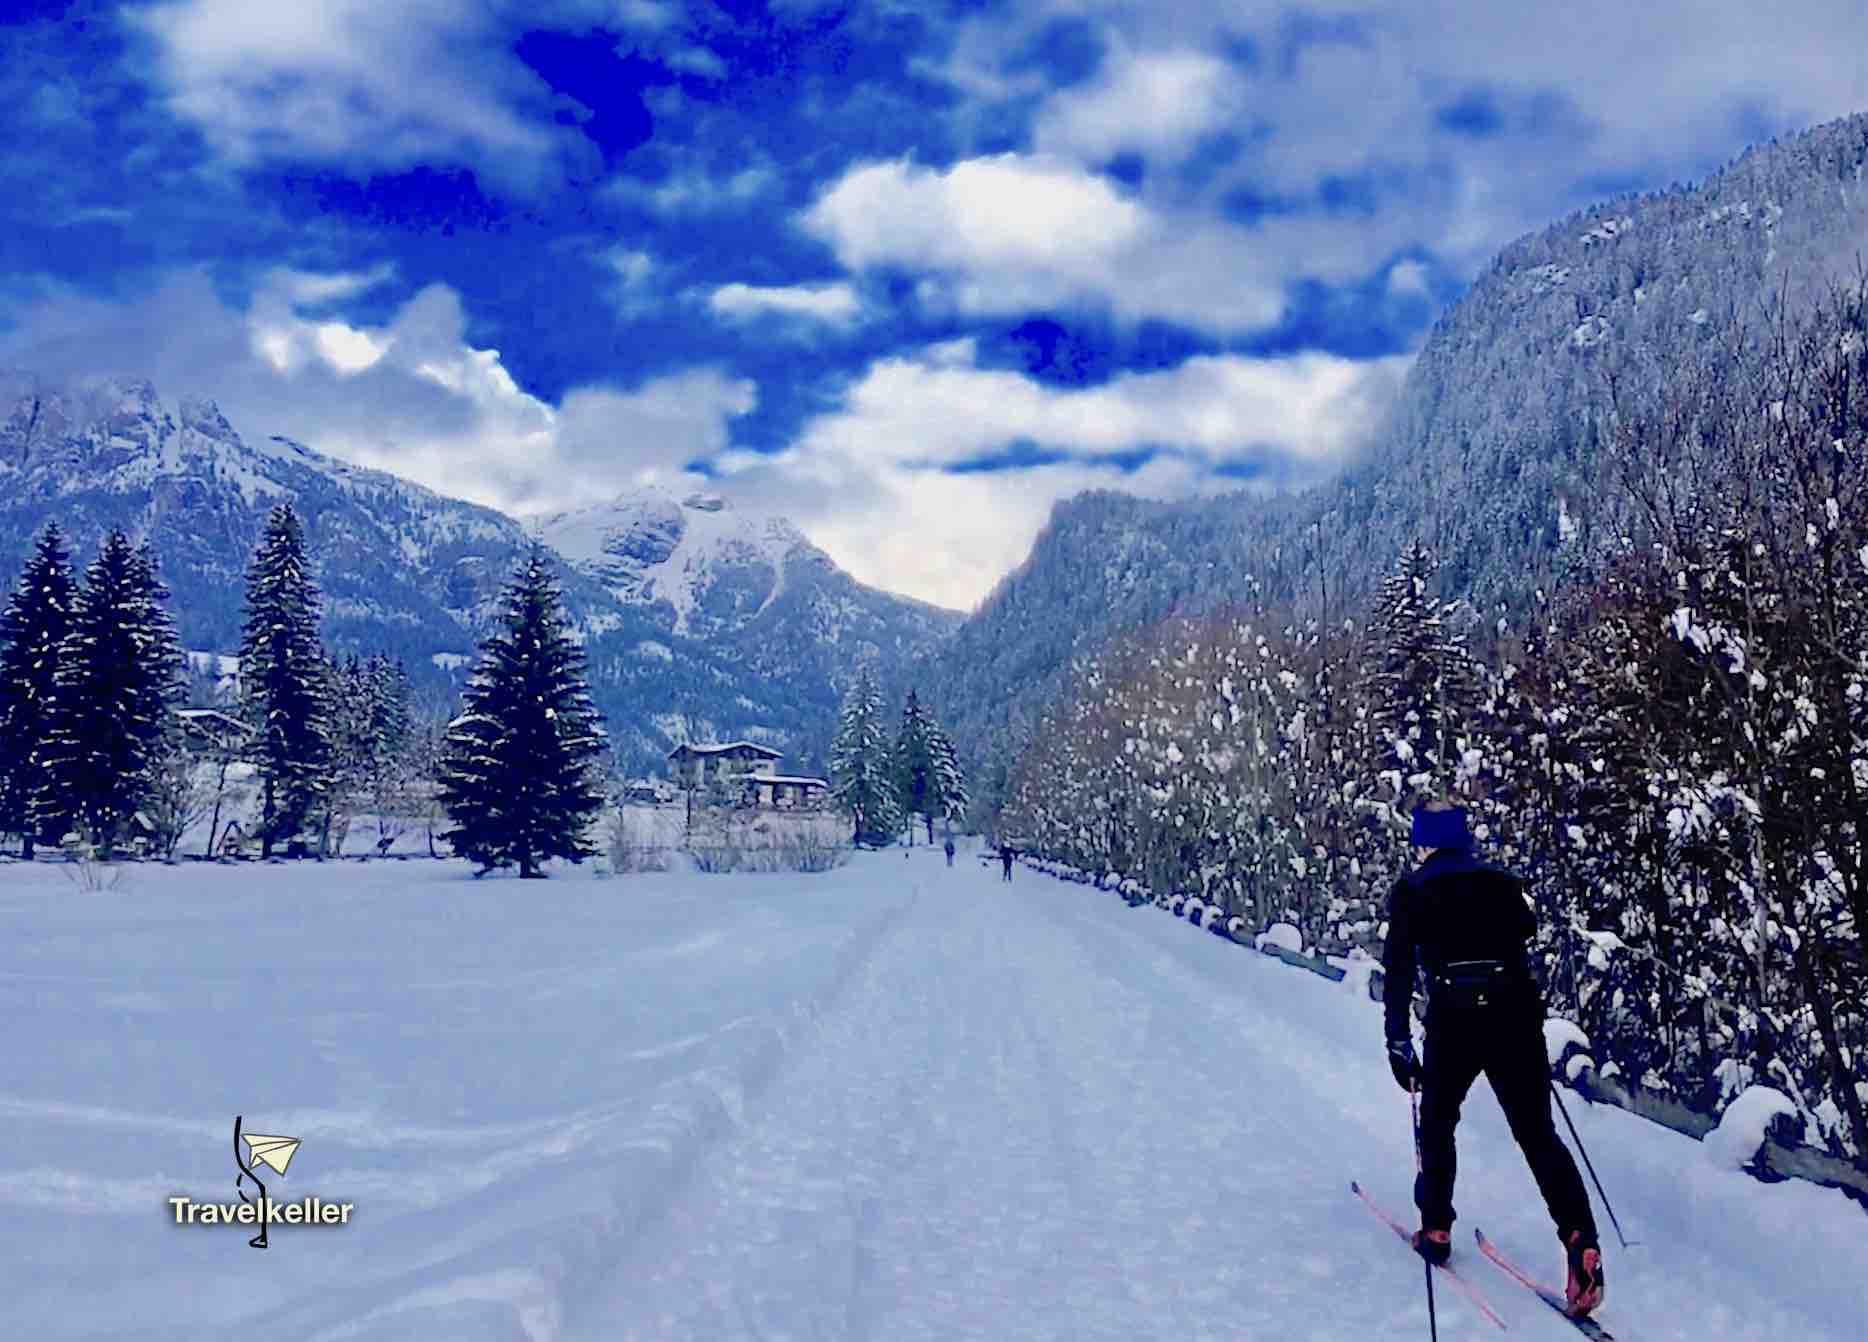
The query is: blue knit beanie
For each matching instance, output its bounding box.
[1410,803,1472,849]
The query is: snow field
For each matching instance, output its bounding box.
[0,846,1863,1340]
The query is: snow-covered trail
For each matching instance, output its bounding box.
[567,853,1865,1342]
[2,849,1862,1340]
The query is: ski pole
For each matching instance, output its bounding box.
[1549,1078,1637,1248]
[1411,1081,1439,1342]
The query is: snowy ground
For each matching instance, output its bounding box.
[1,844,1862,1340]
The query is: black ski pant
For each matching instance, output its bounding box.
[1415,1009,1596,1244]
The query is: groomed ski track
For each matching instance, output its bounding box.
[563,851,1864,1342]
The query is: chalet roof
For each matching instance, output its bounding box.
[752,774,828,787]
[665,740,784,759]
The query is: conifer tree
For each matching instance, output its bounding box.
[318,654,375,856]
[238,503,331,857]
[0,523,77,856]
[892,689,938,844]
[891,689,969,843]
[365,654,413,761]
[1363,542,1481,792]
[928,717,969,831]
[359,655,415,854]
[437,549,606,877]
[830,667,899,844]
[37,532,184,857]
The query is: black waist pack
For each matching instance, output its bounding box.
[1432,959,1516,1011]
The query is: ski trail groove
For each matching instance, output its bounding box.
[567,861,1451,1340]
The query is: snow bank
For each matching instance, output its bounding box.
[1331,947,1381,1002]
[1256,921,1304,954]
[1544,1017,1592,1070]
[1704,1085,1804,1171]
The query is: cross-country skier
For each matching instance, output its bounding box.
[1382,798,1605,1315]
[944,837,956,867]
[1000,846,1014,881]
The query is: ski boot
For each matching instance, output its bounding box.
[1563,1230,1605,1315]
[1411,1227,1451,1266]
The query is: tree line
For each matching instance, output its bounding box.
[0,499,970,879]
[998,281,1868,1169]
[0,502,610,876]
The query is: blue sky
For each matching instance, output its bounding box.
[4,1,1867,609]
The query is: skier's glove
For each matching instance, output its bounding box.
[1386,1037,1420,1092]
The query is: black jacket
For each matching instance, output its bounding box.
[1382,848,1541,1042]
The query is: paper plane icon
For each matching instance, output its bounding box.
[242,1132,301,1176]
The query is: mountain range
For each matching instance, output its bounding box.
[0,374,961,775]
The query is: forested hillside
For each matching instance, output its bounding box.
[931,110,1868,813]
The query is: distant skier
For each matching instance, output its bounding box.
[1000,846,1014,882]
[1382,798,1604,1316]
[944,837,956,867]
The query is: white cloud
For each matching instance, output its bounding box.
[804,155,1285,330]
[942,1,1868,282]
[310,322,390,374]
[0,268,753,519]
[667,45,728,79]
[606,0,677,29]
[607,250,656,287]
[738,454,1216,614]
[790,344,1403,471]
[1033,45,1242,162]
[601,247,662,318]
[608,164,777,215]
[553,371,757,482]
[1386,259,1431,298]
[267,264,398,306]
[808,155,1144,273]
[716,340,1404,608]
[708,282,861,325]
[129,0,556,181]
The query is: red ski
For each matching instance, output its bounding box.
[1474,1229,1617,1340]
[1351,1182,1508,1329]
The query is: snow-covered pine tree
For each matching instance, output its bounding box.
[0,523,78,856]
[318,654,375,857]
[928,715,969,831]
[892,689,939,843]
[362,655,415,854]
[1363,542,1481,795]
[238,502,331,858]
[37,532,185,858]
[830,667,899,844]
[437,548,606,878]
[366,654,413,760]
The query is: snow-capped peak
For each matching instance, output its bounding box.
[530,485,810,635]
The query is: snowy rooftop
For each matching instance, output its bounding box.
[666,740,783,758]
